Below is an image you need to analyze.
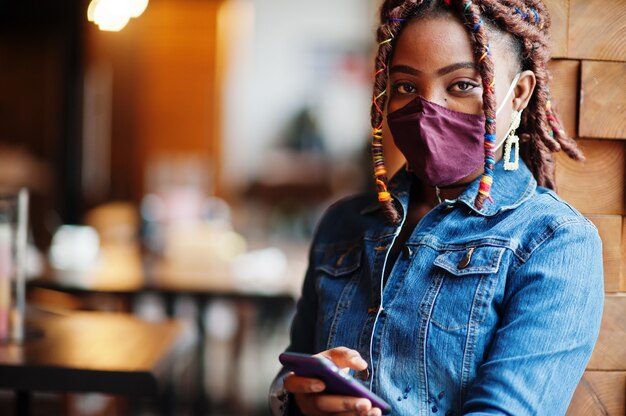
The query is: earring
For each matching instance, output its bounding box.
[504,110,522,171]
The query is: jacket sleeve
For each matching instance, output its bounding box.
[463,220,604,415]
[269,238,320,415]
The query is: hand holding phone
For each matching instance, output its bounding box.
[279,352,391,414]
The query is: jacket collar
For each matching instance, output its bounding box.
[361,158,537,218]
[455,158,537,216]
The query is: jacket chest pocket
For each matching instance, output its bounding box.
[427,245,505,331]
[315,243,363,333]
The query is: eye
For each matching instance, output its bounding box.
[392,82,417,95]
[449,80,480,93]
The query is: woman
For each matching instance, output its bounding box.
[270,0,604,415]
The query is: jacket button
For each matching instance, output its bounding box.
[402,245,412,259]
[457,247,475,269]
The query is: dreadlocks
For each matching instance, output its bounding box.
[370,0,582,223]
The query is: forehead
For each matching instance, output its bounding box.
[391,14,475,68]
[391,14,515,74]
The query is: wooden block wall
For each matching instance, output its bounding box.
[547,1,626,414]
[567,296,626,415]
[586,215,622,292]
[567,371,626,416]
[579,61,626,139]
[622,220,626,291]
[587,295,626,371]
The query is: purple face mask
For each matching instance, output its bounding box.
[387,96,486,187]
[386,74,521,188]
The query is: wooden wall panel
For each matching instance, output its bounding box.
[551,1,626,412]
[568,0,626,61]
[548,59,579,137]
[544,0,569,58]
[586,215,623,292]
[579,61,626,139]
[555,140,626,215]
[567,371,626,416]
[622,219,626,292]
[587,294,626,371]
[85,0,227,201]
[133,0,225,198]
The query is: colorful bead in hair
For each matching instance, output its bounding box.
[530,7,539,24]
[370,9,408,224]
[479,43,491,62]
[372,84,391,203]
[512,4,541,27]
[514,7,528,20]
[483,78,495,94]
[463,1,473,15]
[460,0,497,209]
[545,89,565,137]
[372,127,391,203]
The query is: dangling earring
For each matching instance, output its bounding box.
[504,110,522,171]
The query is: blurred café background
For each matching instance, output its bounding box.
[0,0,392,415]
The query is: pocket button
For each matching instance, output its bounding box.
[457,247,475,269]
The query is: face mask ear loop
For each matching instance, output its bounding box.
[493,73,522,152]
[495,72,521,117]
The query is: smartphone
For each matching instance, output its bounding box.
[279,352,391,414]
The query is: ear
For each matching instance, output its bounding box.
[513,70,536,111]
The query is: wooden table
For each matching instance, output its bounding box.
[0,309,192,414]
[29,276,296,416]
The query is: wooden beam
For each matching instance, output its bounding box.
[568,0,626,61]
[586,215,623,292]
[622,218,626,292]
[587,294,626,370]
[548,59,579,138]
[131,0,226,199]
[555,139,626,215]
[544,0,569,58]
[567,371,626,416]
[579,61,626,139]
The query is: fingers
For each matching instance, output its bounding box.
[337,409,382,416]
[283,347,375,415]
[284,372,325,394]
[319,347,368,370]
[295,393,373,415]
[337,407,382,416]
[362,408,382,416]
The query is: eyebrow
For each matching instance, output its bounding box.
[390,62,478,76]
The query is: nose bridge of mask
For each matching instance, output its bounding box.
[494,73,522,152]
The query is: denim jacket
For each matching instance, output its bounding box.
[271,158,604,415]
